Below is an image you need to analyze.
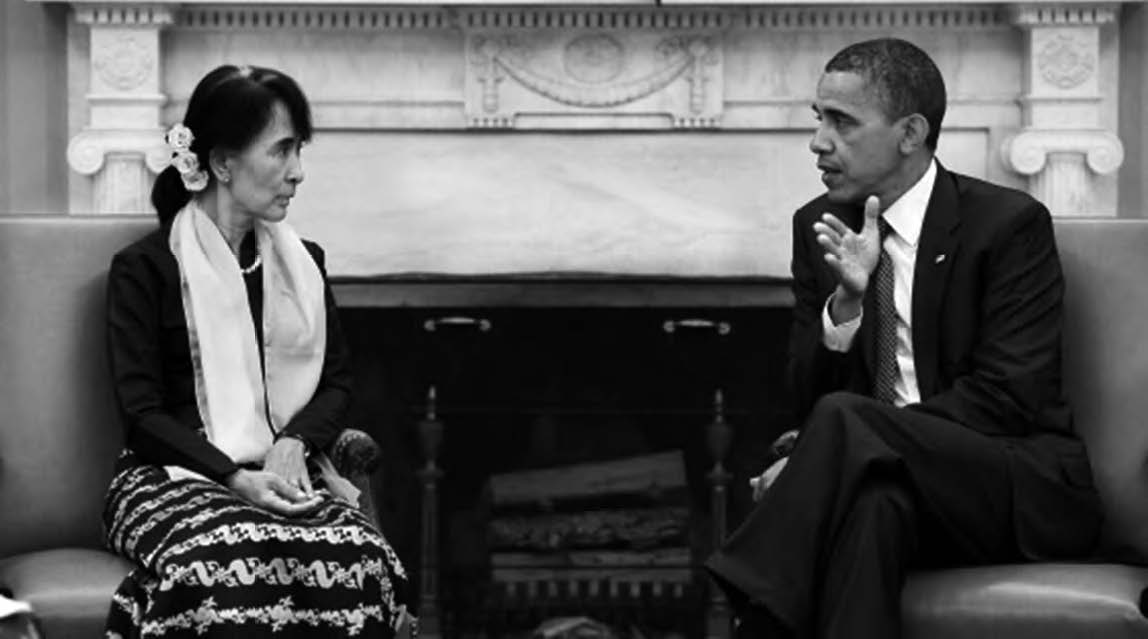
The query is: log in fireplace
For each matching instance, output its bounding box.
[336,278,794,638]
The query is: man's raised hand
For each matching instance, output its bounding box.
[812,195,882,323]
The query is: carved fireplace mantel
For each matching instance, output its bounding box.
[41,0,1127,279]
[329,274,794,308]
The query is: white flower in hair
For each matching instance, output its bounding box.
[171,150,199,176]
[165,124,207,191]
[165,123,194,153]
[181,169,209,192]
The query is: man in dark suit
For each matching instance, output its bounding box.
[705,37,1102,638]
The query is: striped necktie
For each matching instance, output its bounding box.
[872,217,899,405]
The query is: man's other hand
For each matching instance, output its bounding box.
[749,457,790,502]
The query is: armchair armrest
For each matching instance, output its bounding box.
[325,428,383,530]
[328,428,381,477]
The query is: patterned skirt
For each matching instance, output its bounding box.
[103,463,412,639]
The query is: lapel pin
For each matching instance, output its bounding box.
[935,254,947,264]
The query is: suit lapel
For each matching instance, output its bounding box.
[911,163,961,399]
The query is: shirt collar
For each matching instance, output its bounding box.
[881,159,936,248]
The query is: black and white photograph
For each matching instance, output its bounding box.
[2,1,1147,637]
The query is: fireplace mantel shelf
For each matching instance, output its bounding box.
[30,0,1128,6]
[330,276,794,308]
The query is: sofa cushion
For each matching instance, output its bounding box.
[903,563,1148,638]
[0,547,132,639]
[0,217,153,557]
[1055,220,1148,561]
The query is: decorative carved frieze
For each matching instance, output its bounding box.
[126,4,1016,33]
[1008,3,1119,26]
[465,10,724,129]
[175,6,453,30]
[470,34,716,109]
[73,4,175,26]
[460,8,729,30]
[740,5,1007,30]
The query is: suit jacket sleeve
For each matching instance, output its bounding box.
[786,209,859,419]
[106,249,240,481]
[275,242,354,453]
[909,202,1067,435]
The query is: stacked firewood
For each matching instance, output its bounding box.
[486,451,692,588]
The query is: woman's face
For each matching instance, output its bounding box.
[223,100,305,223]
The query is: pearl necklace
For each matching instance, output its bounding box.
[240,251,262,275]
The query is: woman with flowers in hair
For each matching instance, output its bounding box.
[103,64,412,638]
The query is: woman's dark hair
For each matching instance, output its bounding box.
[151,65,313,225]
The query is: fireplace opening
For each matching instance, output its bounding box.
[341,304,793,638]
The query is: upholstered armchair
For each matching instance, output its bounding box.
[899,219,1148,637]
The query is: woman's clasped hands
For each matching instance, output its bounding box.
[227,437,324,516]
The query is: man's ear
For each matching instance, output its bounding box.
[899,113,930,155]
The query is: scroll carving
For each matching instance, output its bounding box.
[1002,129,1123,176]
[67,130,170,176]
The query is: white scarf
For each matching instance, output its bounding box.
[169,200,326,471]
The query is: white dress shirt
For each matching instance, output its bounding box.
[821,160,937,407]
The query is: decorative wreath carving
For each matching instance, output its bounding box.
[1037,32,1095,90]
[471,34,716,109]
[94,33,153,91]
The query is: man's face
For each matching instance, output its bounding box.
[810,71,906,205]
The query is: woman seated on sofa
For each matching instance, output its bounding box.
[103,64,412,638]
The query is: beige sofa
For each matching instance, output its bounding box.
[0,216,1146,638]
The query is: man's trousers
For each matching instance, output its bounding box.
[705,391,1093,638]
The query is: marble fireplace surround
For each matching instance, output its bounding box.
[48,0,1125,280]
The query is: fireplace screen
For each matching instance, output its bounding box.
[341,304,794,638]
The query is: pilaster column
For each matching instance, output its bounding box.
[67,3,173,214]
[1002,3,1123,216]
